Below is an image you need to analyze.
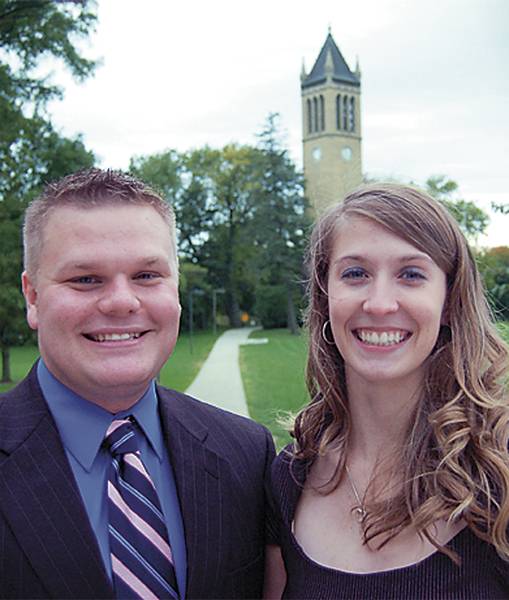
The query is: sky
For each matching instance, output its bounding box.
[48,0,509,247]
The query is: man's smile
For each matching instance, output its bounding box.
[83,331,149,343]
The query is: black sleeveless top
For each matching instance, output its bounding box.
[267,449,509,599]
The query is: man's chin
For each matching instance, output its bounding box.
[66,367,158,410]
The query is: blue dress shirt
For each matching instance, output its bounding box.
[38,360,187,597]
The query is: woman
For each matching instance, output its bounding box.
[265,184,509,599]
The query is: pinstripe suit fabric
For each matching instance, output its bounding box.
[0,364,275,599]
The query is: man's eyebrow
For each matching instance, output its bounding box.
[142,256,166,266]
[64,262,97,271]
[69,256,167,268]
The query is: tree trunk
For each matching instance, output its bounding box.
[226,290,242,327]
[1,347,12,383]
[286,284,299,335]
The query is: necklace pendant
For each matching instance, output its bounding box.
[352,506,367,523]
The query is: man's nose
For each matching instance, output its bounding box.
[97,278,141,315]
[362,278,399,315]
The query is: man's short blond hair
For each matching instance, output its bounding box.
[23,168,178,279]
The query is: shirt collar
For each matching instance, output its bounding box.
[37,360,165,471]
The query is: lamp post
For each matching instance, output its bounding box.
[212,288,225,335]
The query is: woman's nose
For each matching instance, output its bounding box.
[362,279,399,315]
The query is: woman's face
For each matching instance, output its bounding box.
[327,216,447,392]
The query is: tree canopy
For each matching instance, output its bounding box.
[425,175,489,240]
[477,246,509,321]
[0,0,97,190]
[249,113,310,332]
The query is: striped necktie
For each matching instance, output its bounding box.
[104,418,179,600]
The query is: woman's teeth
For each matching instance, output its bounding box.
[356,330,408,346]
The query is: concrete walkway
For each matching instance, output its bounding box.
[185,327,267,417]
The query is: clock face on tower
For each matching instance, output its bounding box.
[312,146,322,161]
[341,146,352,161]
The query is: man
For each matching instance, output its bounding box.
[0,169,275,599]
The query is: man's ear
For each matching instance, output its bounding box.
[21,271,39,331]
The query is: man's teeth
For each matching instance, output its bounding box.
[91,332,141,342]
[357,330,407,346]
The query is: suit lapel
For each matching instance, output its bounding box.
[0,369,112,599]
[158,388,231,599]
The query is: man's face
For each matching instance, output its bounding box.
[22,203,181,411]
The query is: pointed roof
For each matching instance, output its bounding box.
[302,33,360,89]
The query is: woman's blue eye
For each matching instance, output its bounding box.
[401,268,425,281]
[341,267,367,279]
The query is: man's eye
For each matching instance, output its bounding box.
[341,267,367,280]
[71,276,99,284]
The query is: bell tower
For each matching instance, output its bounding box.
[301,31,362,212]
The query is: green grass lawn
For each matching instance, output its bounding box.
[0,328,223,395]
[0,346,41,393]
[240,328,309,449]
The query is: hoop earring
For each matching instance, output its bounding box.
[321,320,335,345]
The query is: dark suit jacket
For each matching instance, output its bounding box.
[0,364,275,599]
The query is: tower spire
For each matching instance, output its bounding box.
[324,47,334,80]
[300,31,362,213]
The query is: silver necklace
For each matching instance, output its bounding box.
[345,465,367,523]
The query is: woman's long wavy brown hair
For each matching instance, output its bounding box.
[293,183,509,561]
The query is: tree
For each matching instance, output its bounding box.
[0,1,96,101]
[129,150,182,205]
[197,145,260,327]
[425,175,489,240]
[477,246,509,321]
[250,113,310,333]
[0,0,97,186]
[0,0,98,381]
